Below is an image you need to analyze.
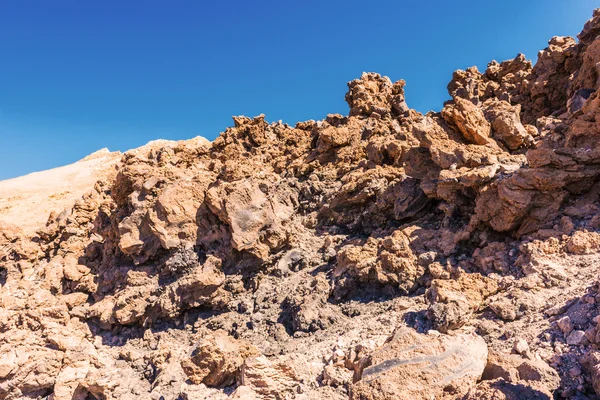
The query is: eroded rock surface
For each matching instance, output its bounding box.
[351,329,488,399]
[3,9,600,400]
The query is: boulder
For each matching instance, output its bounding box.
[426,272,498,332]
[441,97,492,145]
[350,328,488,399]
[238,355,306,399]
[181,330,259,387]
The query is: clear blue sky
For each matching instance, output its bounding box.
[0,1,597,180]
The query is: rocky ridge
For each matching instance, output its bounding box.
[4,9,600,400]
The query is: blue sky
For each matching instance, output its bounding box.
[0,1,598,180]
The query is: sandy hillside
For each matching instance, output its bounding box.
[0,149,121,236]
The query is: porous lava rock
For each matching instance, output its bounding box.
[4,8,600,400]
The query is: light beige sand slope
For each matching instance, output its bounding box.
[0,148,121,236]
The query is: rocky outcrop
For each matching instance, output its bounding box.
[346,72,409,118]
[4,8,600,400]
[181,330,259,387]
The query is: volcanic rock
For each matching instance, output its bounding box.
[350,328,488,399]
[3,9,600,400]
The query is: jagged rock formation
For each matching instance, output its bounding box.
[4,9,600,400]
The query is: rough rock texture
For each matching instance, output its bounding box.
[181,330,259,387]
[4,9,600,400]
[350,329,488,399]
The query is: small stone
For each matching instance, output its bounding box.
[322,364,352,387]
[143,176,159,191]
[63,292,89,309]
[490,297,518,321]
[566,330,586,345]
[150,391,164,400]
[417,251,437,267]
[333,348,346,364]
[561,388,575,398]
[69,305,89,319]
[557,316,574,336]
[428,262,450,280]
[569,366,582,377]
[546,305,564,316]
[585,327,596,342]
[549,354,562,366]
[62,261,91,282]
[554,343,564,355]
[513,338,529,355]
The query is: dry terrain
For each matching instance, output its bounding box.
[3,9,600,400]
[0,149,121,236]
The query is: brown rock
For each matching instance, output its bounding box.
[465,378,556,400]
[482,351,559,396]
[62,257,91,282]
[426,272,498,332]
[565,230,600,255]
[351,329,488,399]
[238,355,305,399]
[181,330,259,387]
[441,97,492,145]
[345,72,408,117]
[322,364,353,387]
[582,351,600,395]
[206,177,295,259]
[333,229,422,299]
[0,345,64,398]
[282,273,337,333]
[556,315,574,336]
[483,99,535,150]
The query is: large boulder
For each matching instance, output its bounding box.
[350,328,488,399]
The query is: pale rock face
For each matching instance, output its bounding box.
[0,148,121,237]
